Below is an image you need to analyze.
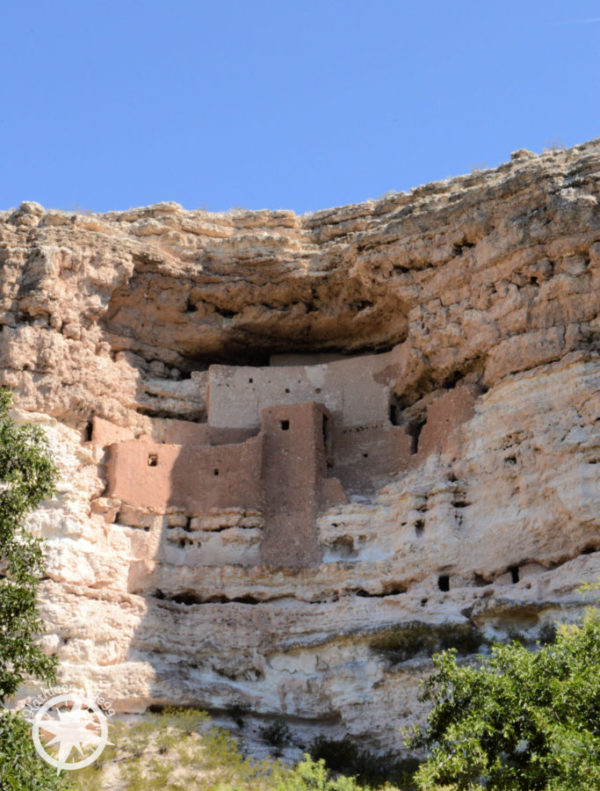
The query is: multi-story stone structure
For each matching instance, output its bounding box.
[97,346,475,566]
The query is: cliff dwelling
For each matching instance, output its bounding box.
[4,141,600,755]
[96,346,476,567]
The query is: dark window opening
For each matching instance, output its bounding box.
[315,387,322,394]
[213,305,236,319]
[415,519,425,536]
[148,454,158,467]
[285,387,290,393]
[389,403,399,425]
[213,468,219,476]
[362,452,369,458]
[509,565,520,584]
[453,238,475,256]
[438,574,450,592]
[84,420,93,442]
[408,419,426,455]
[248,378,253,383]
[281,420,290,431]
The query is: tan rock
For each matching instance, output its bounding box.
[5,138,600,753]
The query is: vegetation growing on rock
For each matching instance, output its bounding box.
[369,622,485,663]
[408,609,600,789]
[65,708,403,790]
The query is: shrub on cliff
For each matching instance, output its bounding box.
[309,734,419,788]
[0,389,59,788]
[407,608,600,790]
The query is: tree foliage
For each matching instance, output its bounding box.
[407,609,600,790]
[0,390,61,789]
[0,711,64,790]
[0,388,58,700]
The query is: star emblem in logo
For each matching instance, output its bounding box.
[32,693,110,771]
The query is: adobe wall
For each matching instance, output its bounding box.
[105,435,263,514]
[101,401,346,568]
[330,424,413,492]
[92,416,135,446]
[328,386,477,491]
[93,417,256,454]
[259,402,344,567]
[207,346,404,430]
[269,352,347,366]
[160,422,256,446]
[417,385,477,459]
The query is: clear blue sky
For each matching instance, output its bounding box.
[1,0,599,214]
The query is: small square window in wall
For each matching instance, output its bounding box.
[148,454,158,467]
[281,420,290,431]
[214,468,219,476]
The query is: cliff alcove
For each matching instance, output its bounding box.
[5,139,600,752]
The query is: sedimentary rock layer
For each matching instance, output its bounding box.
[4,139,600,752]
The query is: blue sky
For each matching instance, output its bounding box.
[1,0,599,214]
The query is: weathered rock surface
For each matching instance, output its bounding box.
[5,139,600,753]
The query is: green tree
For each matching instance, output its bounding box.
[0,711,64,791]
[0,389,58,697]
[0,389,61,789]
[407,609,600,790]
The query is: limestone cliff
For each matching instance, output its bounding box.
[4,139,600,753]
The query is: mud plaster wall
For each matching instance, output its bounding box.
[207,347,403,430]
[330,424,413,492]
[260,402,338,566]
[106,436,263,514]
[418,385,477,458]
[102,401,347,567]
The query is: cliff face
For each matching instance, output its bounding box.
[4,140,600,751]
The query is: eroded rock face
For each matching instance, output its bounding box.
[5,139,600,753]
